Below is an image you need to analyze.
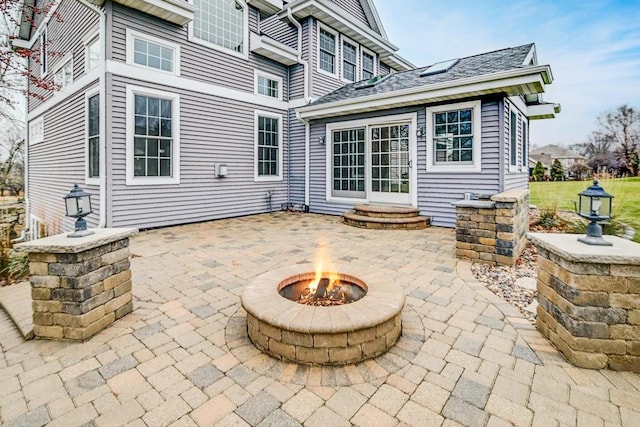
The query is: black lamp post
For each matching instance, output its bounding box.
[63,184,94,238]
[574,180,613,246]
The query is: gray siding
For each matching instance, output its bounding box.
[379,61,391,76]
[28,0,99,111]
[306,100,503,227]
[111,3,289,97]
[109,76,290,228]
[288,111,306,204]
[329,0,370,28]
[260,15,298,50]
[28,82,102,235]
[311,19,356,98]
[502,98,529,191]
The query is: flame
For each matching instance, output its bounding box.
[306,243,341,297]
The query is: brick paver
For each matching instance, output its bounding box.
[1,213,639,426]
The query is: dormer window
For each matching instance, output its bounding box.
[342,38,357,82]
[318,25,337,76]
[193,0,247,57]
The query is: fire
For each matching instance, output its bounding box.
[305,245,342,299]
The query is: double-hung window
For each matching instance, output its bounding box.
[254,71,281,100]
[54,59,73,89]
[127,30,179,75]
[126,86,180,185]
[318,26,337,75]
[87,93,100,180]
[361,50,375,80]
[193,0,246,56]
[426,101,481,172]
[255,111,282,181]
[510,111,518,169]
[342,38,357,82]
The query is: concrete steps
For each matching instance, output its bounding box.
[343,204,430,230]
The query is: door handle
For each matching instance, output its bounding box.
[408,160,413,168]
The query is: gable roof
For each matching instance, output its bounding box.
[358,0,388,39]
[297,43,558,120]
[530,144,584,159]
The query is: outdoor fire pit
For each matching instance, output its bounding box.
[241,263,405,365]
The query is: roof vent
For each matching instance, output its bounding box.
[355,73,392,90]
[420,58,459,77]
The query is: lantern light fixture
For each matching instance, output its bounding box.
[574,180,613,246]
[63,184,94,238]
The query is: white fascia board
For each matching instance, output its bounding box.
[113,0,195,26]
[360,0,388,40]
[250,32,299,65]
[528,103,561,120]
[384,54,415,71]
[11,38,31,50]
[298,68,550,120]
[246,0,284,14]
[280,0,398,55]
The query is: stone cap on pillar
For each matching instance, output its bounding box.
[14,228,138,254]
[527,232,640,265]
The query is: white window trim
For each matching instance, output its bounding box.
[187,0,249,60]
[426,100,482,173]
[29,116,44,145]
[85,87,100,185]
[126,29,181,76]
[253,70,283,101]
[340,34,359,83]
[509,109,519,172]
[125,85,181,186]
[316,22,338,78]
[84,28,100,73]
[53,53,74,90]
[360,46,377,80]
[325,113,419,207]
[254,110,283,182]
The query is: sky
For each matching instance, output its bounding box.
[374,0,640,148]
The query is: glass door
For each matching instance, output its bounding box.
[331,128,366,199]
[369,124,411,204]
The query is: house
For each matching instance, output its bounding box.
[530,144,585,179]
[13,0,559,235]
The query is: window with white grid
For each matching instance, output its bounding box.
[54,60,73,89]
[133,38,174,72]
[255,111,282,181]
[256,74,279,99]
[342,39,357,82]
[362,50,375,80]
[319,27,337,75]
[193,0,245,54]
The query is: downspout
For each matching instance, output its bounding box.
[286,67,291,202]
[77,0,107,228]
[303,118,310,206]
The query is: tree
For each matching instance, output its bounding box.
[631,152,640,177]
[532,161,545,181]
[550,159,564,181]
[568,163,591,180]
[593,105,640,175]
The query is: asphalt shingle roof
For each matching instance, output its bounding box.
[311,43,535,106]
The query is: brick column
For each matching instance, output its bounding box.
[529,233,640,372]
[491,189,529,266]
[15,228,137,341]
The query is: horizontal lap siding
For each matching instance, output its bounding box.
[379,61,390,76]
[29,82,102,234]
[29,0,98,112]
[307,101,502,227]
[311,19,352,98]
[111,4,289,96]
[288,112,306,204]
[329,0,370,27]
[109,76,289,228]
[260,16,298,50]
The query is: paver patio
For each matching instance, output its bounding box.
[0,212,639,426]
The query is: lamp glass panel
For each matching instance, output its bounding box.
[66,198,78,216]
[579,194,591,217]
[81,195,92,213]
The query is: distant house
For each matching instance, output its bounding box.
[14,0,560,233]
[530,144,585,179]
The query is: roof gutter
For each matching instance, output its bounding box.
[298,65,553,120]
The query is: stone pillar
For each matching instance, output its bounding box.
[452,189,529,266]
[15,228,137,341]
[529,233,640,372]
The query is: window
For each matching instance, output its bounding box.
[126,30,180,75]
[54,59,73,89]
[510,111,518,168]
[318,26,337,75]
[342,38,357,82]
[40,29,47,76]
[193,0,246,55]
[29,117,44,145]
[126,86,180,185]
[361,49,375,80]
[254,71,281,100]
[86,35,100,71]
[332,128,365,198]
[522,121,528,167]
[87,93,100,180]
[254,111,282,181]
[426,101,481,172]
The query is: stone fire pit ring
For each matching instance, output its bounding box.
[241,264,405,365]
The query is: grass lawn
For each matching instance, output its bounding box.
[530,177,640,242]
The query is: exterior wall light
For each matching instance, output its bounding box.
[318,135,326,145]
[574,180,613,246]
[416,125,426,137]
[63,184,94,238]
